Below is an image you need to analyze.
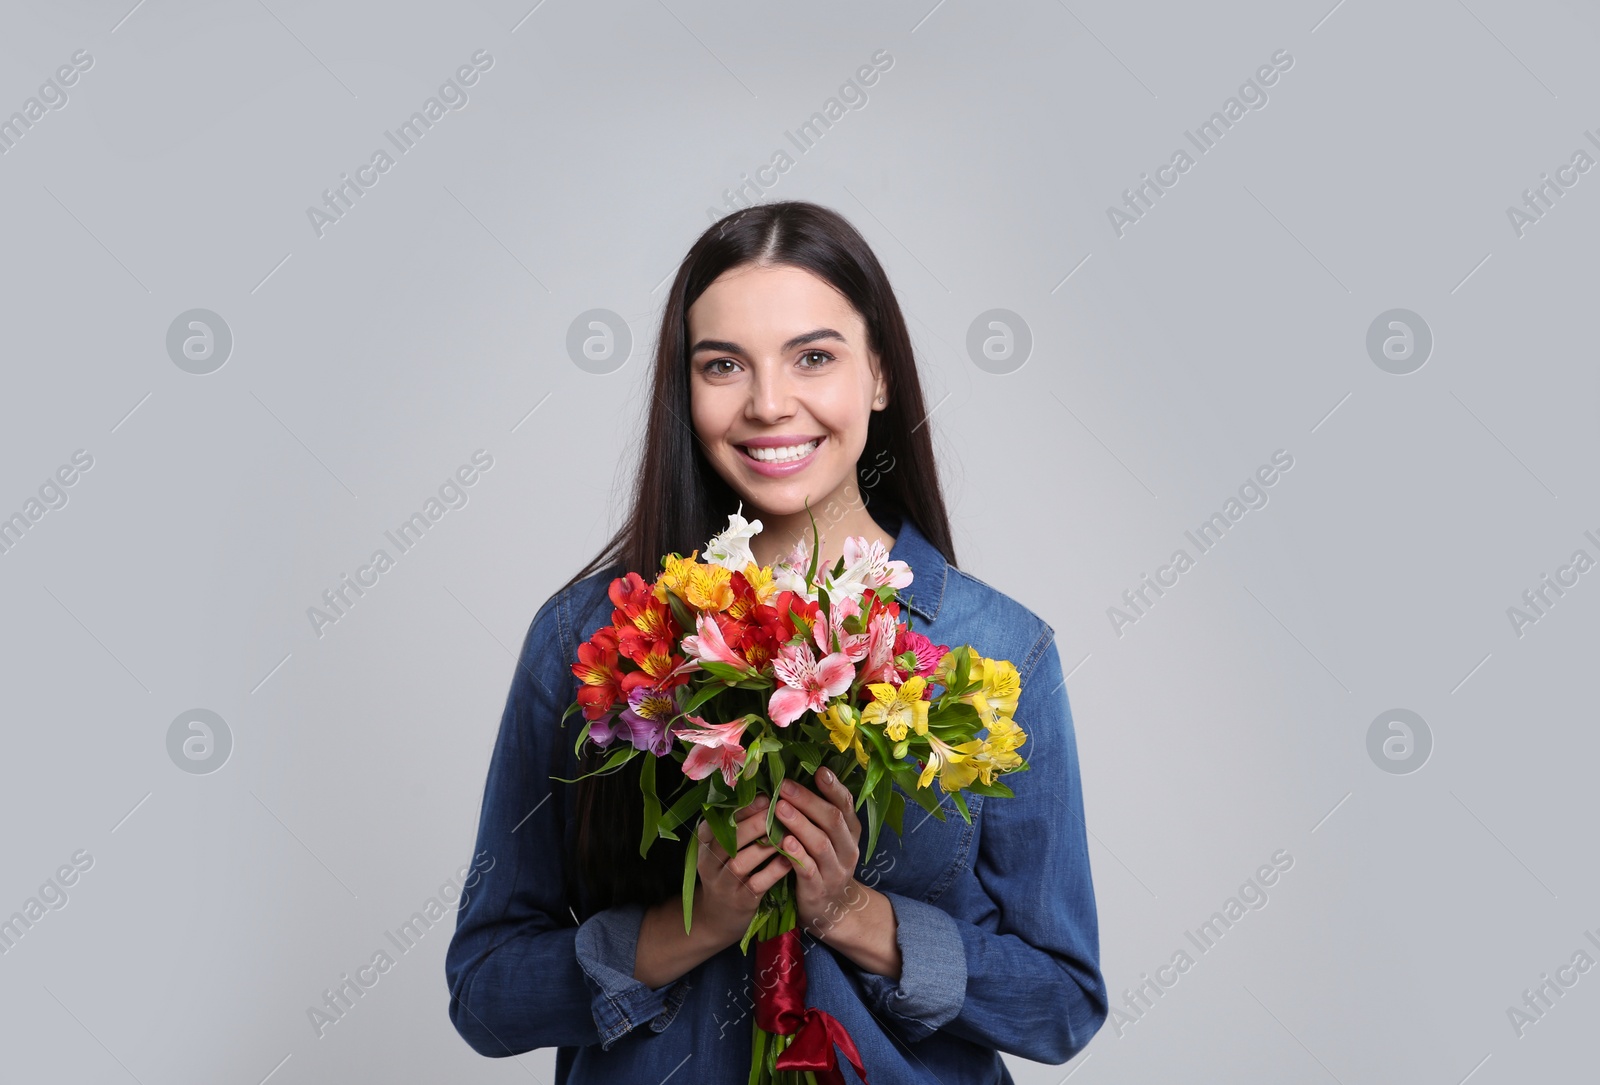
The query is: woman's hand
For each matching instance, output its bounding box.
[771,767,873,941]
[692,795,792,947]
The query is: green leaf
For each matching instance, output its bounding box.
[698,660,753,683]
[639,754,660,859]
[665,590,696,637]
[864,783,883,862]
[950,789,971,822]
[549,744,636,784]
[885,788,906,836]
[707,804,737,859]
[660,778,710,834]
[929,701,982,729]
[789,740,823,771]
[682,827,698,934]
[862,757,885,808]
[966,780,1013,798]
[804,500,821,587]
[680,682,724,717]
[765,749,787,839]
[788,605,813,643]
[954,644,972,693]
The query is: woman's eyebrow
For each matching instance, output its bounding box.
[689,328,849,356]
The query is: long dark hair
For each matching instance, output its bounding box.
[561,200,959,917]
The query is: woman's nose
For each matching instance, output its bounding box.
[746,367,794,420]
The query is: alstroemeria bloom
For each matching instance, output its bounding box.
[609,572,676,664]
[770,534,818,598]
[673,714,752,789]
[966,658,1021,726]
[826,535,913,597]
[813,594,870,663]
[681,613,753,673]
[619,685,680,756]
[822,702,870,769]
[653,551,700,603]
[919,732,986,793]
[704,506,763,572]
[860,675,930,741]
[769,642,854,727]
[896,628,948,680]
[682,562,736,612]
[859,606,903,685]
[571,628,623,721]
[971,717,1028,782]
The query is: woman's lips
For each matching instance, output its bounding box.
[737,436,824,478]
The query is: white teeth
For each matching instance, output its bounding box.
[745,439,819,464]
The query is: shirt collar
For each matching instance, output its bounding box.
[877,508,948,623]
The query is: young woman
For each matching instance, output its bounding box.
[445,201,1108,1083]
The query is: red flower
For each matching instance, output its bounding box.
[609,573,678,665]
[571,627,623,720]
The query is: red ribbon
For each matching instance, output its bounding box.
[754,928,870,1085]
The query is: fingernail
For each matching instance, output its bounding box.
[820,768,833,784]
[782,779,796,796]
[756,794,769,806]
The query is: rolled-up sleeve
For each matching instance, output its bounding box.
[851,628,1108,1063]
[575,901,694,1049]
[444,589,690,1056]
[850,891,968,1042]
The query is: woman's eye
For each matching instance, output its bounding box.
[799,350,833,368]
[703,358,738,376]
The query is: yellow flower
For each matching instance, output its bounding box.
[860,676,930,741]
[822,703,870,769]
[966,658,1020,726]
[742,562,778,604]
[654,551,700,603]
[683,562,735,611]
[919,733,986,793]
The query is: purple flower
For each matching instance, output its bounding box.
[620,686,680,757]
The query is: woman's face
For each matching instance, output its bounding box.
[686,263,886,522]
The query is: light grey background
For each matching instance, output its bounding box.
[2,0,1595,1081]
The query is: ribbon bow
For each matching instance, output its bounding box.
[754,928,870,1085]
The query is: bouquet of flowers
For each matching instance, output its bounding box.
[561,508,1031,1085]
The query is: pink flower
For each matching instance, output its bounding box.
[812,595,870,662]
[843,536,912,591]
[897,628,948,680]
[861,609,903,685]
[672,714,752,789]
[682,613,751,672]
[769,642,855,726]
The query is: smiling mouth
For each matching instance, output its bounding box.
[738,438,822,465]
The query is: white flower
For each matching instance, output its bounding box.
[771,533,819,599]
[829,536,913,595]
[704,503,763,572]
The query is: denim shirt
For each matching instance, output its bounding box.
[444,509,1108,1083]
